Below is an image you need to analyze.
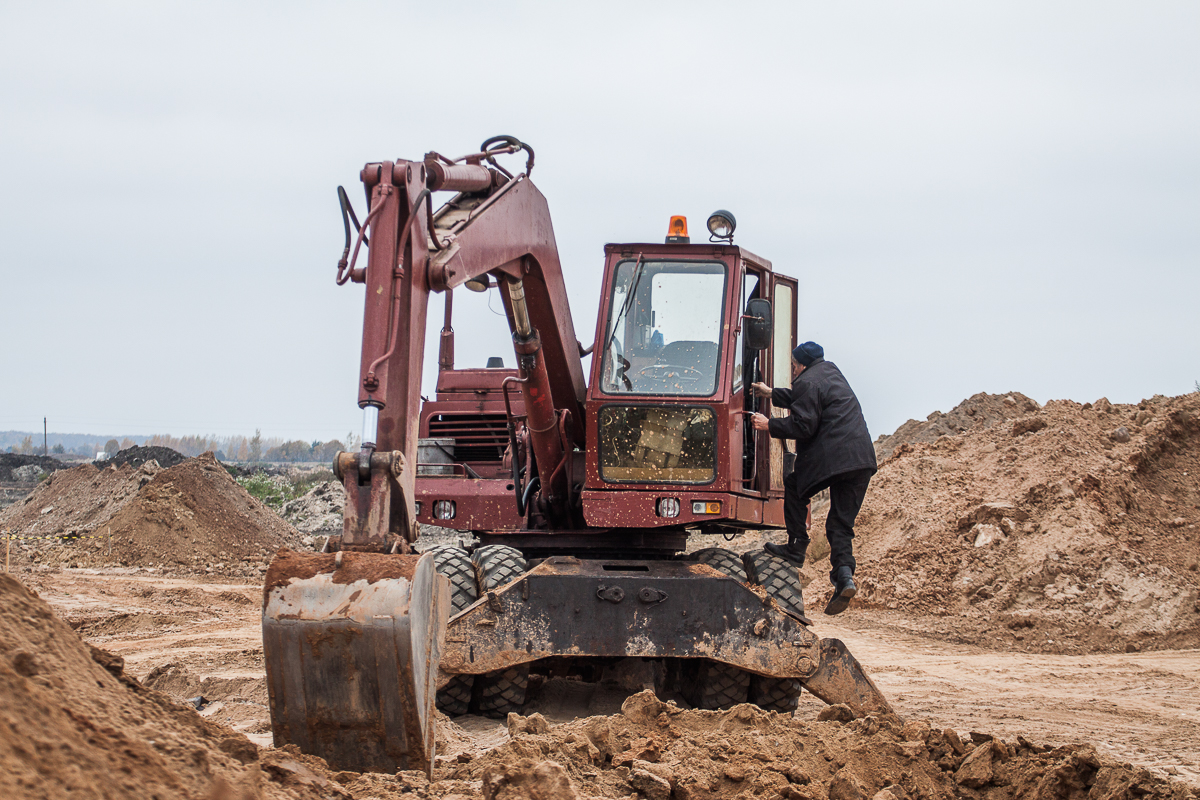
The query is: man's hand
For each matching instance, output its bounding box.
[749,412,771,432]
[750,382,772,398]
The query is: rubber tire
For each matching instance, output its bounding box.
[693,547,748,582]
[683,660,750,710]
[685,549,751,710]
[743,548,805,713]
[437,675,474,718]
[476,666,529,719]
[748,675,802,714]
[470,545,530,717]
[471,544,528,592]
[425,544,479,614]
[425,545,478,716]
[743,549,806,619]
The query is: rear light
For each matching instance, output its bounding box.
[433,500,456,520]
[692,501,721,515]
[656,498,680,518]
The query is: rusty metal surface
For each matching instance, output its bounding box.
[424,175,588,445]
[581,486,768,529]
[345,148,591,544]
[425,161,492,193]
[415,475,525,531]
[439,557,821,678]
[262,551,448,775]
[800,637,896,719]
[475,529,687,557]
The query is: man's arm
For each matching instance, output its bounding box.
[767,382,820,444]
[749,380,792,406]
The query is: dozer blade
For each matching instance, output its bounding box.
[801,638,895,719]
[262,549,448,774]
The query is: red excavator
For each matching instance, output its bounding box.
[262,137,892,774]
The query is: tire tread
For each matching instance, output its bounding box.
[469,546,530,716]
[693,547,748,582]
[424,544,478,716]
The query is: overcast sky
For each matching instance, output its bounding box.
[2,1,1197,443]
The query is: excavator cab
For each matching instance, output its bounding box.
[581,229,799,539]
[262,140,893,775]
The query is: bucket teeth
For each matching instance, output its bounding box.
[800,638,896,719]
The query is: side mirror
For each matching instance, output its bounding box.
[744,298,773,351]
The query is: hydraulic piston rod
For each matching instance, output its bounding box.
[505,276,568,514]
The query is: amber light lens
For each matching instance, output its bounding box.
[692,501,721,514]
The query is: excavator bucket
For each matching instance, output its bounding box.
[801,638,894,718]
[262,549,448,774]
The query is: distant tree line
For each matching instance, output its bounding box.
[143,431,358,462]
[6,430,360,463]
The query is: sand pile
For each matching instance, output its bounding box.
[874,392,1042,460]
[816,392,1200,653]
[5,575,1195,800]
[340,690,1191,800]
[0,459,151,538]
[0,574,345,799]
[1,453,304,576]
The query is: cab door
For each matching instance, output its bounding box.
[765,276,797,494]
[737,268,797,497]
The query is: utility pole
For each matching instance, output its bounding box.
[43,417,47,456]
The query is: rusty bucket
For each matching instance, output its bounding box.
[262,549,448,774]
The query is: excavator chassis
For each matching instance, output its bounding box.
[262,549,892,775]
[440,557,892,718]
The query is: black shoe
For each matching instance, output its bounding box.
[824,566,857,616]
[764,542,807,568]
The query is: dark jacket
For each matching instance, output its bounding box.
[767,357,877,495]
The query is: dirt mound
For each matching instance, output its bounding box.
[1,453,304,576]
[822,392,1200,653]
[0,452,68,482]
[279,480,345,533]
[87,453,303,574]
[0,459,151,539]
[0,573,343,799]
[874,392,1042,459]
[105,444,187,469]
[378,690,1192,800]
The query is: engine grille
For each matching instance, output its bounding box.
[427,414,508,462]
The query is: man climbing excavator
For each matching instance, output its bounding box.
[261,137,893,774]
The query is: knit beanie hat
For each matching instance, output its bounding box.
[792,341,823,366]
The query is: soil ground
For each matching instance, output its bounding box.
[3,394,1197,798]
[14,566,1199,790]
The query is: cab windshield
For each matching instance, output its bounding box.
[599,260,727,396]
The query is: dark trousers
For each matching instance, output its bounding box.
[783,467,874,580]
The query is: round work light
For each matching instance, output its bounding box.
[706,210,736,242]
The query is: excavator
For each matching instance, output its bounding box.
[262,137,892,774]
